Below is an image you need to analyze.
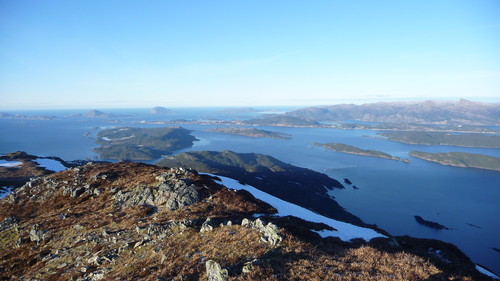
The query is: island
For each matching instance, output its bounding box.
[206,127,291,139]
[315,142,409,162]
[414,216,450,230]
[94,127,197,160]
[149,106,172,114]
[379,131,500,149]
[409,151,500,172]
[156,150,370,226]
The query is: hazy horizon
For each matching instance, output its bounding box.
[2,96,500,112]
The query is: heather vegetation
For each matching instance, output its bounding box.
[0,162,491,280]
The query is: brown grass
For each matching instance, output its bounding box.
[0,163,492,281]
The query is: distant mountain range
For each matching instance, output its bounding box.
[285,99,500,125]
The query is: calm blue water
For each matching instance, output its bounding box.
[0,108,499,274]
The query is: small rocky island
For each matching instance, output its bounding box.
[315,143,409,162]
[149,106,172,114]
[414,216,450,230]
[409,151,500,172]
[94,127,197,160]
[207,127,291,139]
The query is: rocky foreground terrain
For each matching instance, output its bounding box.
[0,162,496,280]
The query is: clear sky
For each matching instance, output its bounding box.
[1,0,499,109]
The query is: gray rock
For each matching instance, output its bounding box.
[0,216,19,232]
[205,260,228,281]
[71,187,86,198]
[112,178,203,211]
[200,218,214,233]
[241,218,282,246]
[29,224,45,244]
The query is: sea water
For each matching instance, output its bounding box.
[0,108,499,274]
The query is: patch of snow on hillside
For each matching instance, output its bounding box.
[0,160,22,167]
[34,158,67,172]
[476,265,499,279]
[213,175,385,242]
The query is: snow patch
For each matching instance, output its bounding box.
[211,175,385,242]
[34,158,67,172]
[476,265,499,279]
[0,160,22,167]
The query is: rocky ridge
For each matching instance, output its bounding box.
[0,162,496,280]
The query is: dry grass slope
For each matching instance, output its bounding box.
[0,163,494,280]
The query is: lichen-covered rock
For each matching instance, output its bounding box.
[200,218,214,233]
[113,178,203,211]
[205,260,228,281]
[29,224,45,244]
[241,218,282,246]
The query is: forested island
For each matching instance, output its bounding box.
[379,131,500,148]
[315,143,409,162]
[409,151,500,172]
[94,127,197,160]
[207,127,291,139]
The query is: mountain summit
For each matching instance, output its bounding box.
[0,161,495,280]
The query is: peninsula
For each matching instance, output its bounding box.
[315,143,409,162]
[207,127,291,139]
[379,131,500,149]
[409,151,500,172]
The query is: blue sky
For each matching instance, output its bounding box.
[1,0,499,109]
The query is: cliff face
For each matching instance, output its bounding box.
[0,162,494,280]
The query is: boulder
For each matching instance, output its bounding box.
[29,224,45,244]
[205,260,228,281]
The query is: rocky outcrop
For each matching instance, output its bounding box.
[112,177,204,210]
[0,162,494,280]
[205,260,228,281]
[242,218,282,246]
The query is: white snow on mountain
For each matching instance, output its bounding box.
[212,175,385,242]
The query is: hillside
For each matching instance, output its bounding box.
[285,99,500,125]
[156,150,368,226]
[0,162,494,280]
